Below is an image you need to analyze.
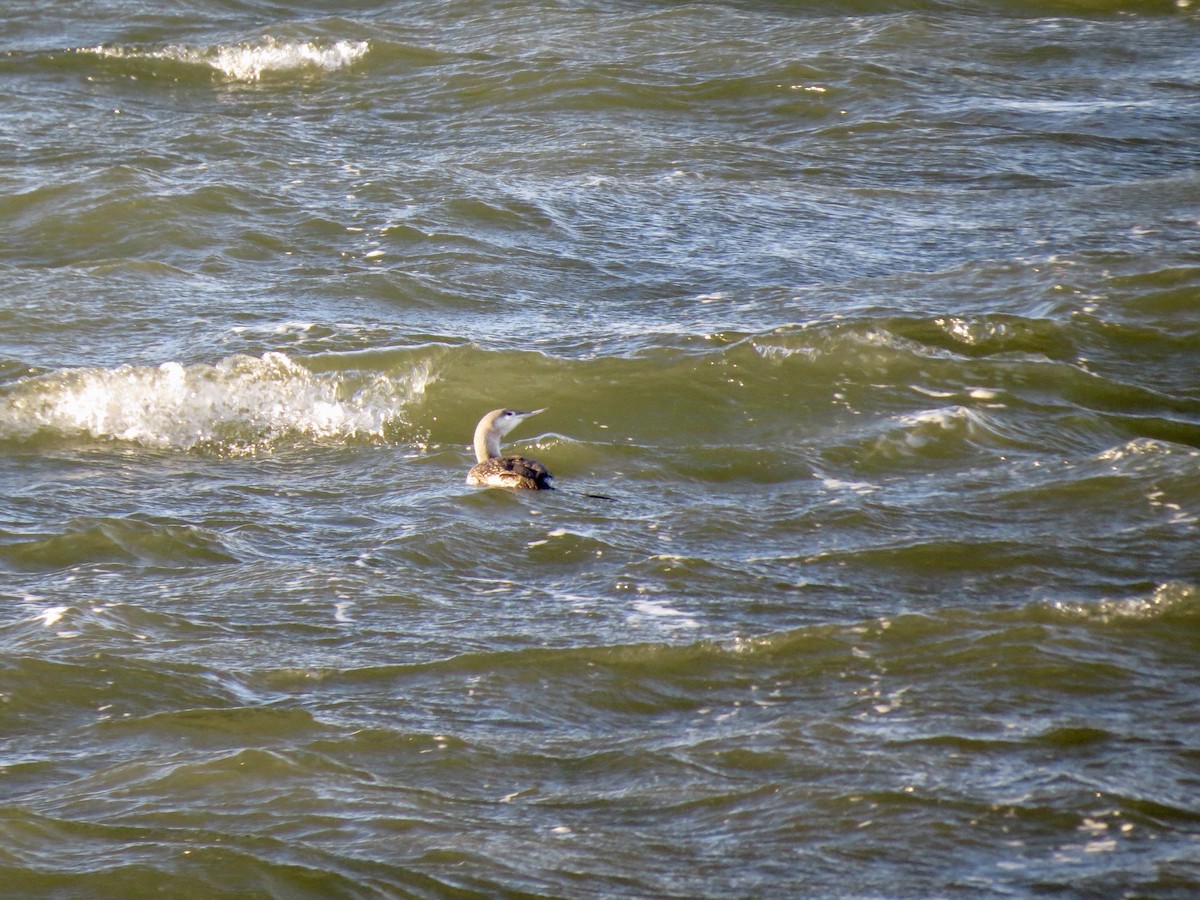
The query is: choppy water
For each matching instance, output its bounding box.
[3,1,1200,896]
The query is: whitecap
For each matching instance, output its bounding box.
[819,477,879,495]
[87,37,369,82]
[1049,582,1197,623]
[0,352,431,453]
[1097,437,1200,466]
[627,598,700,631]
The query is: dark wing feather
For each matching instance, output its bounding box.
[499,455,555,490]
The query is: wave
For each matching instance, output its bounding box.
[4,312,1198,467]
[405,313,1200,465]
[249,580,1199,706]
[1046,581,1198,624]
[1,516,238,571]
[79,37,369,82]
[0,352,430,454]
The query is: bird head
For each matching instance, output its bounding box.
[489,407,547,438]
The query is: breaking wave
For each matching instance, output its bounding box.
[0,352,429,453]
[83,37,369,82]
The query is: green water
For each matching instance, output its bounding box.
[2,1,1199,896]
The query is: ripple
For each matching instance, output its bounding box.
[0,517,237,570]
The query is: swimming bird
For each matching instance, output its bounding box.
[466,407,554,490]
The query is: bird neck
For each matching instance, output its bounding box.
[474,427,501,463]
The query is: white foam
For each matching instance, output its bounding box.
[1050,582,1196,623]
[1098,438,1200,464]
[628,599,700,631]
[898,406,971,430]
[0,352,430,453]
[89,37,368,82]
[820,477,879,495]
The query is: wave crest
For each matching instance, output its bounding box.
[1047,582,1199,625]
[86,37,368,82]
[0,352,428,453]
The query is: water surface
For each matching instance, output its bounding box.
[2,1,1199,896]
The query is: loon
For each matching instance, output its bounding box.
[466,407,554,490]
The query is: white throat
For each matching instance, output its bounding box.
[471,408,546,464]
[474,428,502,463]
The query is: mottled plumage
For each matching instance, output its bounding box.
[466,407,555,490]
[467,454,554,490]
